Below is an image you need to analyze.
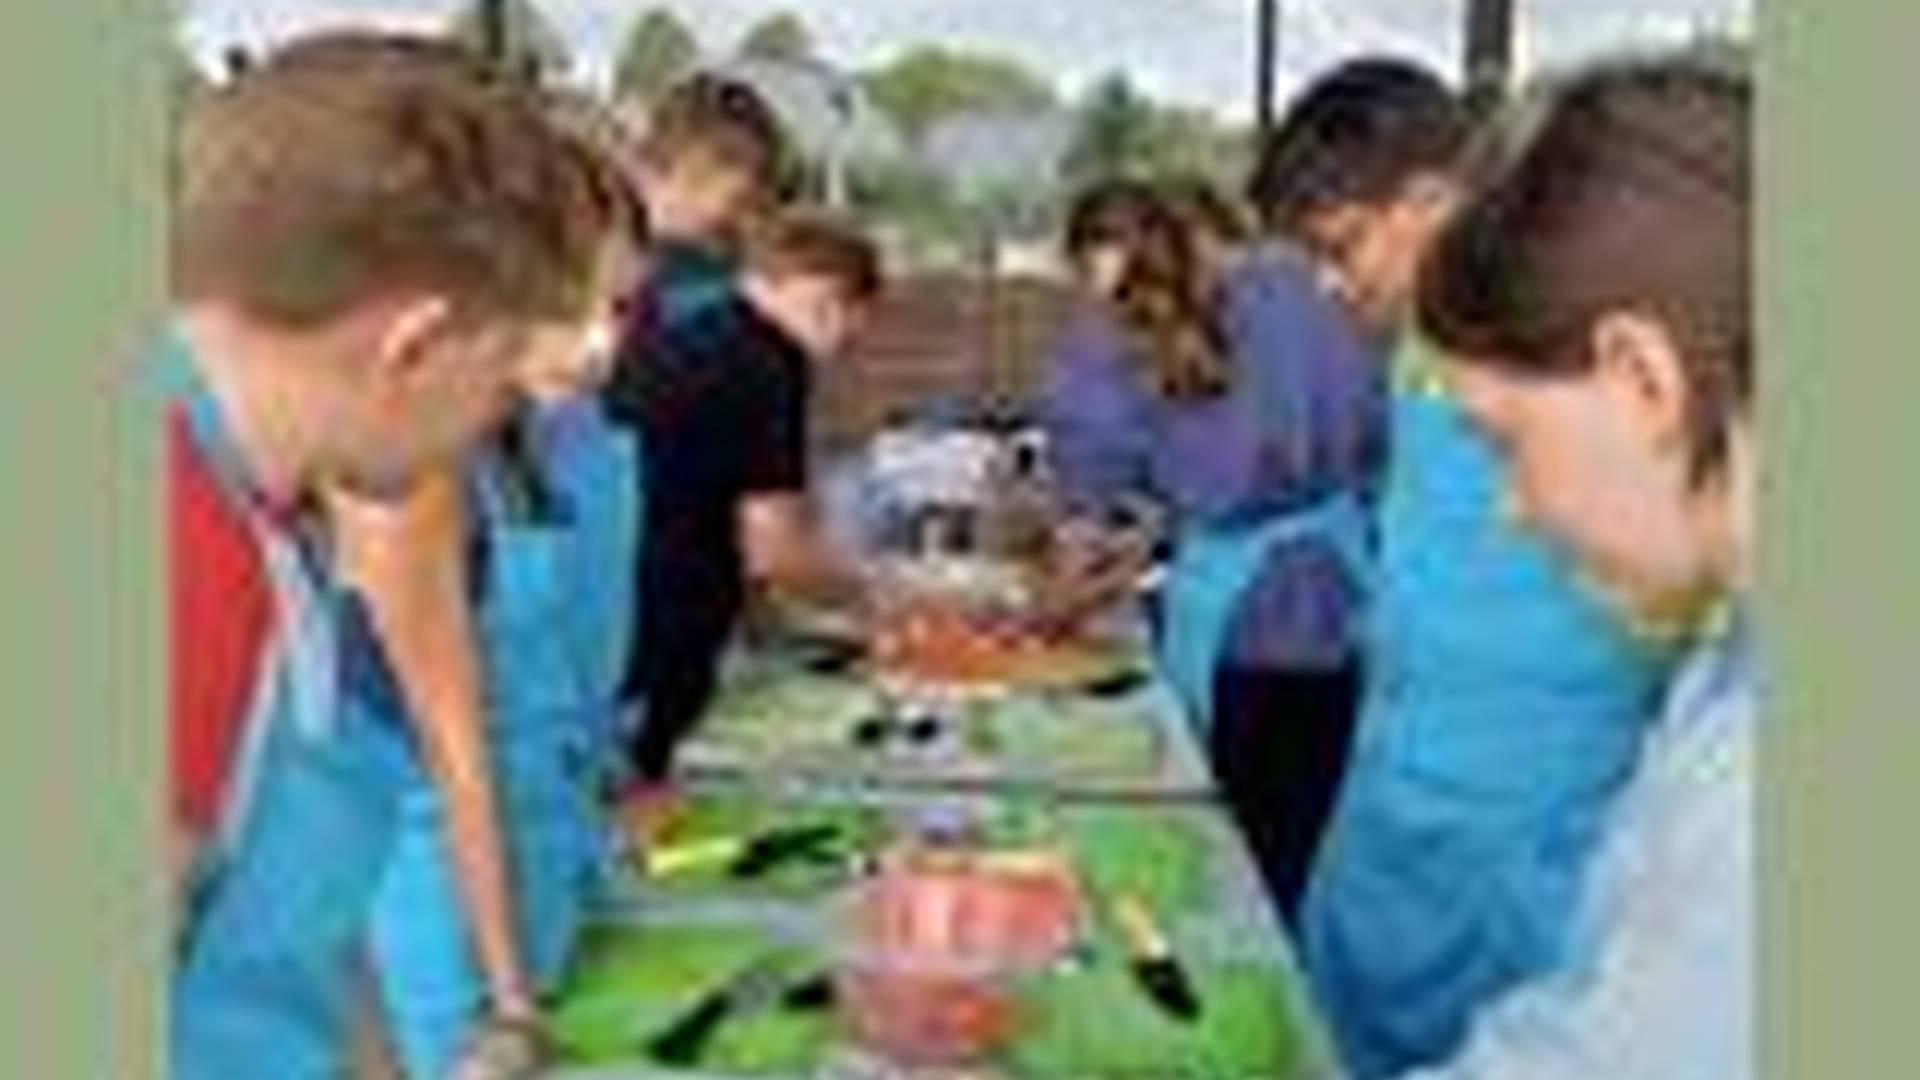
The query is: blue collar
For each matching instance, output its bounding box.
[160,320,331,571]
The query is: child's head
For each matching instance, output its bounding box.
[533,94,655,400]
[1064,178,1230,401]
[740,209,882,361]
[172,32,639,499]
[1064,179,1158,301]
[1249,57,1471,336]
[636,74,787,250]
[1418,57,1750,625]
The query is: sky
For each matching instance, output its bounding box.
[178,0,1752,120]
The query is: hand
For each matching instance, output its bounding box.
[447,1012,549,1080]
[1026,533,1153,640]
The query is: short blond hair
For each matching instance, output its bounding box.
[638,73,786,188]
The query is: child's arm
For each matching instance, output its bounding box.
[327,474,536,1022]
[1038,319,1157,516]
[739,491,868,615]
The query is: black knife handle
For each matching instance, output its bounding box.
[1136,959,1203,1023]
[780,972,836,1011]
[729,825,841,879]
[645,991,733,1066]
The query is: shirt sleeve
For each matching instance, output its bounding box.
[1039,316,1155,516]
[1403,714,1754,1080]
[1227,256,1375,511]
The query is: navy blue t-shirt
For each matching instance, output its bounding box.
[604,296,810,694]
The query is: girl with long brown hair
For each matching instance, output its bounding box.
[1040,177,1387,923]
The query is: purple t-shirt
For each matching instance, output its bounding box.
[1040,247,1385,670]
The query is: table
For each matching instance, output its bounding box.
[542,644,1339,1079]
[673,646,1215,803]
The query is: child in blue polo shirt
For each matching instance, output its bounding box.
[167,33,631,1080]
[1246,58,1676,1076]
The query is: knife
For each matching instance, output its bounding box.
[727,822,845,879]
[1113,893,1203,1023]
[778,969,836,1011]
[645,822,844,881]
[643,835,746,879]
[643,957,791,1066]
[1079,666,1150,698]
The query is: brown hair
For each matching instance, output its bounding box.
[1248,57,1471,233]
[638,72,786,189]
[172,31,629,328]
[744,209,883,302]
[1158,174,1253,253]
[545,90,652,244]
[1418,56,1750,482]
[1065,179,1230,400]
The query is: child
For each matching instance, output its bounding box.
[1248,58,1679,1077]
[345,140,647,1076]
[1408,55,1752,1077]
[601,73,789,794]
[167,33,627,1079]
[350,397,644,1079]
[626,72,787,323]
[607,210,880,802]
[1041,179,1385,922]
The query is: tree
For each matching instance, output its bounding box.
[739,12,815,64]
[1142,106,1250,185]
[615,8,699,102]
[446,0,571,83]
[849,160,971,253]
[1061,73,1161,184]
[861,46,1056,142]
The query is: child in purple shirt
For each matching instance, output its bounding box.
[1041,179,1385,921]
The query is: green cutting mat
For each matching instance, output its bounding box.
[979,695,1166,778]
[561,795,1309,1079]
[697,666,1173,786]
[1005,954,1308,1079]
[1053,804,1215,914]
[638,792,889,899]
[697,673,883,759]
[547,923,836,1073]
[644,789,1216,914]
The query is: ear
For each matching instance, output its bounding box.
[1589,309,1690,454]
[368,295,456,391]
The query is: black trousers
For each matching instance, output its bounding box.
[1208,662,1362,930]
[620,573,739,784]
[622,631,724,782]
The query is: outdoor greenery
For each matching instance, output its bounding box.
[1062,73,1249,192]
[446,0,571,82]
[738,12,817,64]
[425,6,1254,265]
[847,162,970,250]
[860,46,1057,143]
[614,8,698,103]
